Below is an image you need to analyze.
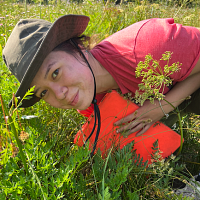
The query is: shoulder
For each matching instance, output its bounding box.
[92,18,176,54]
[100,18,174,44]
[100,19,151,50]
[135,18,200,82]
[91,19,152,57]
[135,18,184,61]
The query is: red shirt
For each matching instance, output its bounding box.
[79,18,200,117]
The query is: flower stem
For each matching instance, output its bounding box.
[0,94,29,175]
[163,99,183,156]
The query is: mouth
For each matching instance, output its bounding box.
[70,91,79,106]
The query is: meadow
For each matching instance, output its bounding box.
[0,0,200,199]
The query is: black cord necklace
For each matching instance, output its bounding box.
[70,39,101,157]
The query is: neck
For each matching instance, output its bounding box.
[87,52,119,94]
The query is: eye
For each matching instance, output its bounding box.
[52,69,59,79]
[40,90,47,98]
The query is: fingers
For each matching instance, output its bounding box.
[116,119,153,137]
[120,122,146,137]
[114,111,138,126]
[116,118,140,134]
[136,122,154,137]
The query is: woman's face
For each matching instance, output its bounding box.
[31,50,94,110]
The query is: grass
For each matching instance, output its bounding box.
[0,0,200,199]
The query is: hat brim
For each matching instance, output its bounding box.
[9,14,90,108]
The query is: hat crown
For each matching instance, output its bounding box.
[3,18,51,82]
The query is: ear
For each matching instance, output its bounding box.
[83,49,89,60]
[78,44,89,59]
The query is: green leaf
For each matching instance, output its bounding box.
[127,191,139,200]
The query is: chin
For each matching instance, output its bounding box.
[78,105,90,111]
[78,100,93,110]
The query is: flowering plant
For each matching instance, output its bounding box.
[135,51,182,105]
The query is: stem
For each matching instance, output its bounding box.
[40,0,42,19]
[25,0,27,16]
[0,94,29,175]
[26,153,47,200]
[184,160,200,165]
[102,147,112,200]
[13,93,22,130]
[176,111,183,156]
[162,99,184,156]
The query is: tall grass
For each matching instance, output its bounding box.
[0,0,200,199]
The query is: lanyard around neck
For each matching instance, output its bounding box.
[70,39,101,156]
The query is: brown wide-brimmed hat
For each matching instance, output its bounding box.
[3,15,90,108]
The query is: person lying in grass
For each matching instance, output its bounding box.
[3,15,200,151]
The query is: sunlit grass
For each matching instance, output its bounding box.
[0,0,200,199]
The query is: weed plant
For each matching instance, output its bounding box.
[0,0,200,199]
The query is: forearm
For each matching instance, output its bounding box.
[115,72,200,136]
[159,72,200,113]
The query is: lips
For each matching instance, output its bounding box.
[70,91,79,106]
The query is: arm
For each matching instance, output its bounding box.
[114,71,200,137]
[113,20,200,136]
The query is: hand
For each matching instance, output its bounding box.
[114,100,166,137]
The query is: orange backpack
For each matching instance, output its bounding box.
[74,90,182,163]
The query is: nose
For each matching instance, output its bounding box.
[51,84,68,100]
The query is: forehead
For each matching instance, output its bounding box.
[31,51,76,86]
[30,51,59,86]
[38,51,73,72]
[42,51,65,66]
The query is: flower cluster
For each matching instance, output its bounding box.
[19,131,29,142]
[135,51,181,105]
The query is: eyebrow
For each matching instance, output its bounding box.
[44,61,56,79]
[34,87,40,97]
[34,61,57,97]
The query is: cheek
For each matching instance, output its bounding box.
[43,92,62,108]
[44,98,58,108]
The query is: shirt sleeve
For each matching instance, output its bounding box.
[135,18,200,83]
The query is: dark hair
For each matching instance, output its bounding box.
[53,35,91,55]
